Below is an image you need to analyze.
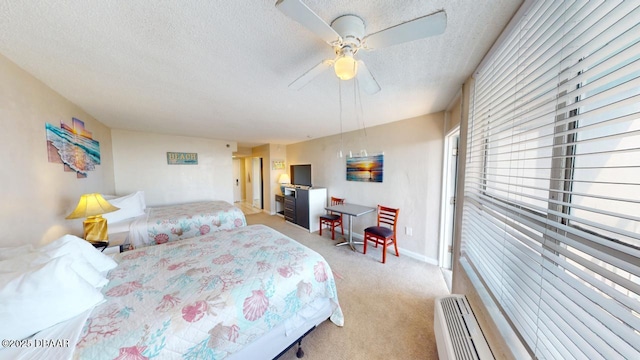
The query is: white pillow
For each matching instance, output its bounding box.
[0,244,33,260]
[0,251,108,288]
[101,191,146,224]
[0,256,104,340]
[39,234,117,273]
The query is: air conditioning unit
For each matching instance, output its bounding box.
[434,295,494,360]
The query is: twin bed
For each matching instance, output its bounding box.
[109,199,248,249]
[78,224,343,359]
[0,195,343,359]
[102,191,247,249]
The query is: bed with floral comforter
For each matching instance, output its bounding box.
[128,201,247,248]
[73,224,343,359]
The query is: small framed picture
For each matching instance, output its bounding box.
[167,152,198,165]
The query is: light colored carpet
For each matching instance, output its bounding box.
[245,212,450,360]
[234,201,263,215]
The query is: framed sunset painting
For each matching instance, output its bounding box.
[346,154,383,182]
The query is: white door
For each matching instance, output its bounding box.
[439,128,460,270]
[232,158,241,203]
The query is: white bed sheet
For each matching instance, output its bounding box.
[0,307,93,360]
[106,217,137,235]
[126,209,149,248]
[106,212,148,248]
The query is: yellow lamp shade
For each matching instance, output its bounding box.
[334,55,357,80]
[66,193,119,243]
[278,173,291,184]
[66,193,119,219]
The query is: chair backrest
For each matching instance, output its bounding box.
[328,197,345,217]
[377,205,399,232]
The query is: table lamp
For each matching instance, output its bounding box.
[66,193,120,243]
[278,173,290,195]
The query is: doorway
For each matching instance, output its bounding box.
[439,127,460,290]
[251,157,264,210]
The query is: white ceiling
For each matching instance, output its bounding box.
[0,0,522,148]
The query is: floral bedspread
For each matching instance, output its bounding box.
[134,201,247,248]
[73,224,344,359]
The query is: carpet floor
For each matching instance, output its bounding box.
[245,212,450,360]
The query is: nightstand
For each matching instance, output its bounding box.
[106,231,129,254]
[89,231,129,254]
[90,240,110,252]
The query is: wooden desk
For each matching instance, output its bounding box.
[324,203,375,251]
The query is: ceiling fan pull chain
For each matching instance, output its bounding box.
[357,79,367,138]
[354,78,368,156]
[338,79,344,158]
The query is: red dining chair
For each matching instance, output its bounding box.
[363,205,400,263]
[319,197,345,240]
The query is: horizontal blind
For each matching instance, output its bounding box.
[461,0,640,358]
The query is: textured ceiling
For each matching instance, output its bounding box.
[0,0,522,147]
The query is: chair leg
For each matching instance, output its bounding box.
[393,237,399,257]
[331,222,335,240]
[382,241,387,264]
[363,234,368,254]
[319,221,323,236]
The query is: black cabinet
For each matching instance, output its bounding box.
[282,187,327,232]
[295,188,309,229]
[284,195,296,223]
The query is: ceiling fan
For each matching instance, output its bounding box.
[276,0,447,94]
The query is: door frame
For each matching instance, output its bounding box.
[438,126,460,269]
[251,157,264,210]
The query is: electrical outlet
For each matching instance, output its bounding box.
[405,226,412,236]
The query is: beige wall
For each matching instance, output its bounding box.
[446,94,462,134]
[269,144,287,206]
[286,112,445,263]
[111,129,236,206]
[0,54,115,246]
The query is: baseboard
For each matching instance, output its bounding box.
[350,232,438,265]
[399,247,439,265]
[284,219,313,233]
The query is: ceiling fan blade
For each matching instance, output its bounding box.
[363,10,447,50]
[288,59,334,90]
[356,60,381,94]
[276,0,341,45]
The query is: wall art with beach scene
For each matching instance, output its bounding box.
[46,118,100,178]
[346,154,383,182]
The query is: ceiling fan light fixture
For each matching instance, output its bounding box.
[334,55,357,80]
[278,1,447,92]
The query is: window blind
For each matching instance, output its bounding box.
[461,0,640,358]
